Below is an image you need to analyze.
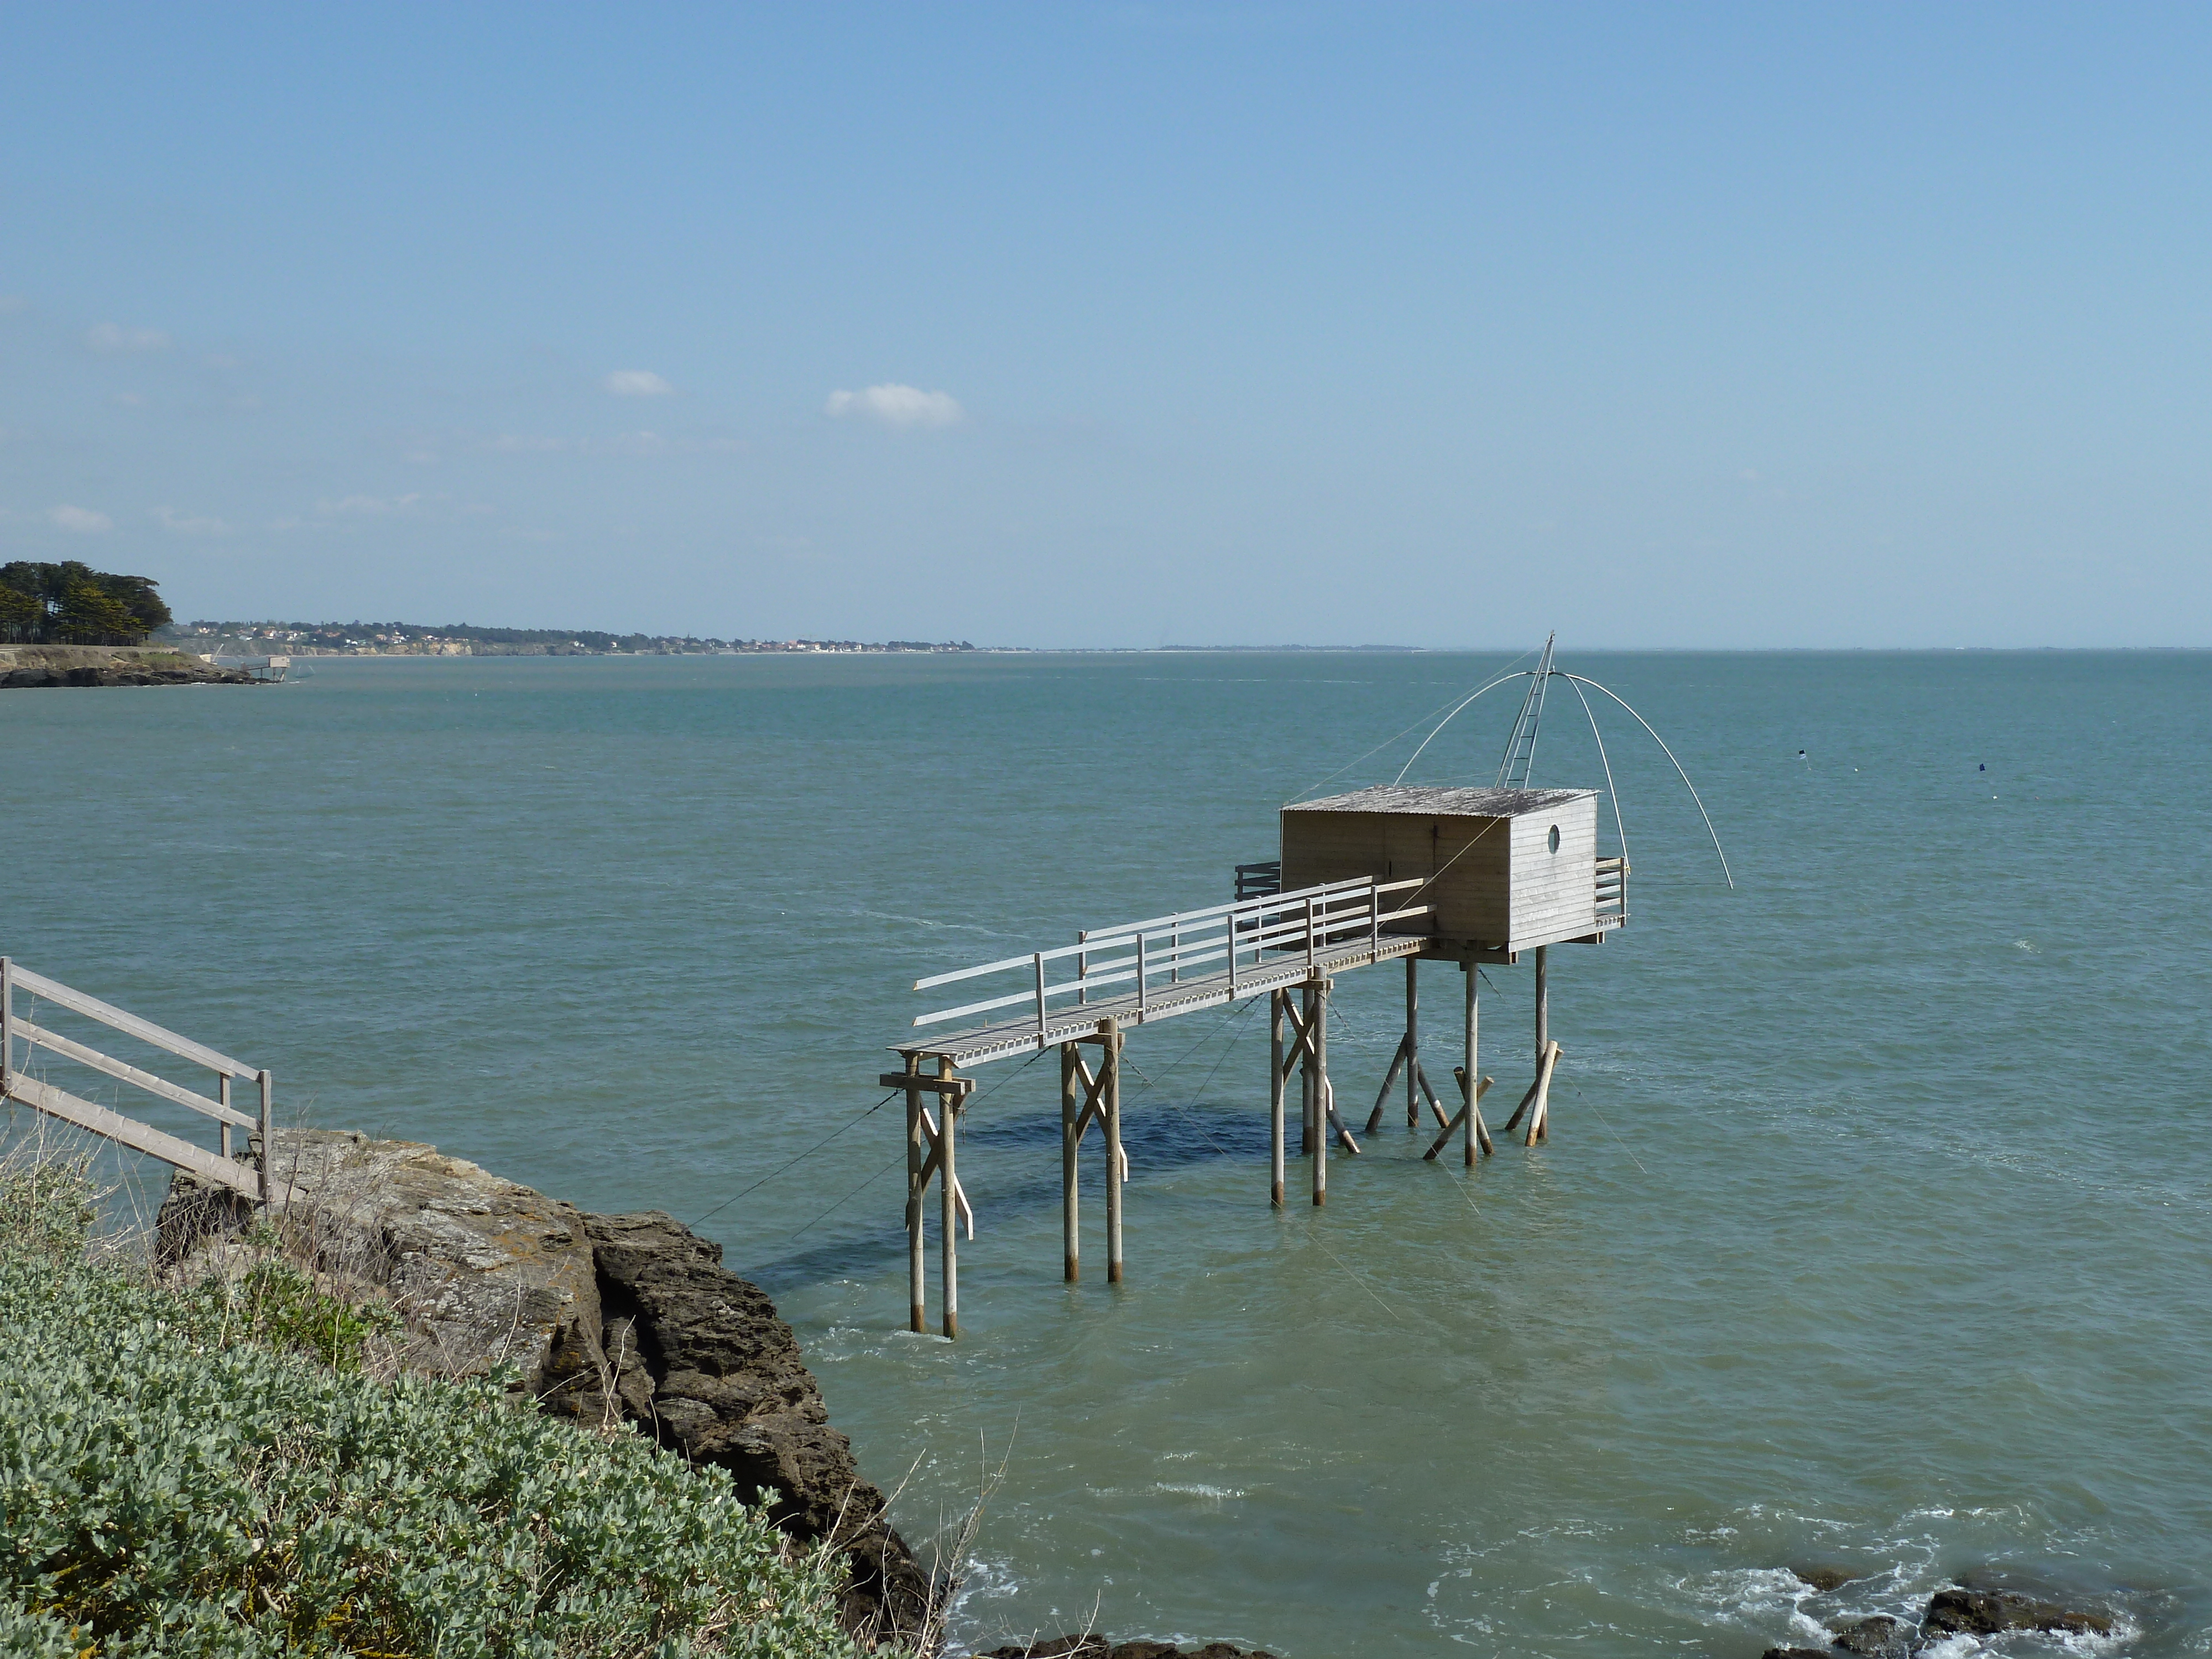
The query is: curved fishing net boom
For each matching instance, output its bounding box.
[1387,659,1734,891]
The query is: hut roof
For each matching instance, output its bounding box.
[1288,785,1595,817]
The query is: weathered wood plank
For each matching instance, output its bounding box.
[10,967,258,1079]
[15,1018,258,1129]
[6,1071,265,1197]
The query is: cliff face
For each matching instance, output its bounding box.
[159,1130,931,1645]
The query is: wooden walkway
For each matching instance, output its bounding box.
[897,875,1431,1067]
[884,875,1490,1338]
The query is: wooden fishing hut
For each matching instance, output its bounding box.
[882,787,1628,1339]
[881,637,1730,1338]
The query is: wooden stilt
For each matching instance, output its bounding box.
[1363,958,1428,1136]
[1534,944,1549,1066]
[938,1055,959,1339]
[1422,1074,1493,1160]
[1323,1080,1360,1154]
[1299,982,1316,1156]
[1451,1066,1497,1156]
[1103,1017,1124,1284]
[1411,1058,1452,1129]
[902,1064,926,1333]
[1406,957,1421,1126]
[1526,1039,1559,1145]
[1310,975,1329,1206]
[1462,960,1479,1167]
[1362,1043,1408,1136]
[1501,1040,1562,1142]
[1061,1043,1080,1282]
[1269,990,1286,1208]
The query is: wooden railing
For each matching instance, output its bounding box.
[1595,857,1628,927]
[0,958,278,1201]
[913,875,1431,1039]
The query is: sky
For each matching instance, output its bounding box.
[3,3,2209,648]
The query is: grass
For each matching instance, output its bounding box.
[0,1141,872,1659]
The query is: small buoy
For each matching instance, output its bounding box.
[1979,763,1986,771]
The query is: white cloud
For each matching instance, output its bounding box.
[825,383,964,428]
[48,504,114,533]
[317,493,421,516]
[86,322,170,353]
[153,506,232,536]
[603,369,675,397]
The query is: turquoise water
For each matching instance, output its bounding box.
[5,651,2209,1656]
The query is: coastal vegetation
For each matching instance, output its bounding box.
[0,562,171,646]
[0,1150,867,1659]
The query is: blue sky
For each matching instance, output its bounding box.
[3,4,2208,646]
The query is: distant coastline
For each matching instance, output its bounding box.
[163,620,980,658]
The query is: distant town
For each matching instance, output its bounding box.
[160,621,978,656]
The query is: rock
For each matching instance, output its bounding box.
[1790,1565,1859,1593]
[2,659,258,688]
[583,1208,931,1642]
[1921,1587,2114,1639]
[1827,1613,1908,1656]
[1760,1649,1833,1659]
[162,1128,608,1402]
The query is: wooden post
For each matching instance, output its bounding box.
[218,1073,232,1164]
[1103,1017,1124,1285]
[1423,1073,1493,1160]
[904,1058,925,1333]
[1534,944,1549,1066]
[256,1071,272,1204]
[0,957,13,1098]
[1406,957,1420,1127]
[1297,983,1313,1155]
[938,1055,959,1338]
[1311,975,1329,1207]
[1060,1042,1080,1282]
[1463,962,1479,1167]
[1269,990,1286,1208]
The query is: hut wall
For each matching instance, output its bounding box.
[1506,796,1599,949]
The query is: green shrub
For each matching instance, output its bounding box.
[0,1168,866,1658]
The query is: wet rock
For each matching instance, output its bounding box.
[1760,1648,1833,1659]
[1921,1587,2114,1638]
[1791,1565,1859,1593]
[972,1644,1276,1659]
[1828,1613,1908,1656]
[582,1208,931,1642]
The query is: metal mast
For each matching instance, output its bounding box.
[1494,632,1556,789]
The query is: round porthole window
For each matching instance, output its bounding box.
[1547,825,1561,853]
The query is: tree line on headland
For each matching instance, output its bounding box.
[0,561,171,645]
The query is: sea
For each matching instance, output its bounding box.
[5,649,2208,1657]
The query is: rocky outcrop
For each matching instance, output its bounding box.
[1755,1580,2117,1658]
[1920,1587,2114,1639]
[159,1131,927,1644]
[3,659,259,687]
[582,1209,931,1639]
[1826,1614,1908,1657]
